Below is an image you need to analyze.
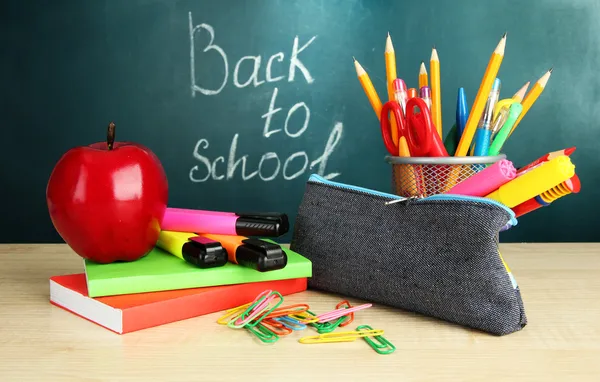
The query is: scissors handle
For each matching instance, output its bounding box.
[380,101,404,155]
[406,98,448,157]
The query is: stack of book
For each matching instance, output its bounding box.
[49,209,312,334]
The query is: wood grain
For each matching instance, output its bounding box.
[0,243,599,381]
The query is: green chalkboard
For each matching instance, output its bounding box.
[1,0,599,243]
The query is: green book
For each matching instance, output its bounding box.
[84,243,312,298]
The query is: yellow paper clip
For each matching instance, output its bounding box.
[298,329,384,344]
[217,303,251,325]
[288,311,320,324]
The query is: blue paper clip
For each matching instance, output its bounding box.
[274,316,306,330]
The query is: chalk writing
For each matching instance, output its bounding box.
[188,12,342,182]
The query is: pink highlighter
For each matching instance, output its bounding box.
[446,159,517,197]
[161,208,289,237]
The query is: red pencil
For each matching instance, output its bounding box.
[517,147,576,175]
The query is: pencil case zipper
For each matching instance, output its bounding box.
[307,174,518,227]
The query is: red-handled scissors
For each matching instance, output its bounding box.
[379,98,448,157]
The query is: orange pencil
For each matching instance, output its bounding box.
[509,68,552,137]
[419,61,428,89]
[353,58,383,120]
[512,81,530,102]
[455,33,506,156]
[385,33,399,145]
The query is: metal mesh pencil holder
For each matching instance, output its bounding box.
[385,155,506,197]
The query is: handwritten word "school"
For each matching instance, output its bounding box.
[187,11,343,182]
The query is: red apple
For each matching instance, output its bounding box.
[46,122,168,263]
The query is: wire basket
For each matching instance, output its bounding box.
[385,155,506,197]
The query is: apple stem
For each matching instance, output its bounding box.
[107,122,115,150]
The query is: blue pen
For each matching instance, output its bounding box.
[473,78,501,156]
[456,87,468,139]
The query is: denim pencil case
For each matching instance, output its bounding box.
[290,174,527,335]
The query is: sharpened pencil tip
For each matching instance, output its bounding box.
[503,31,507,38]
[353,56,356,61]
[549,67,553,73]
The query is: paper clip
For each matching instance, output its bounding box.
[264,304,309,320]
[316,303,372,323]
[336,300,354,327]
[314,316,346,334]
[228,290,283,329]
[262,319,293,336]
[356,325,396,354]
[288,309,320,324]
[274,316,306,330]
[298,328,384,344]
[246,323,279,343]
[217,303,252,325]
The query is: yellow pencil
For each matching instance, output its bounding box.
[508,68,552,137]
[512,81,530,102]
[430,47,442,138]
[419,61,428,89]
[354,58,383,120]
[455,33,506,156]
[385,33,399,145]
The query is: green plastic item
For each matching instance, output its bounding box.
[356,325,396,355]
[488,103,523,156]
[84,240,312,297]
[246,324,279,343]
[443,123,459,156]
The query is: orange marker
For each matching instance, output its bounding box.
[199,234,287,272]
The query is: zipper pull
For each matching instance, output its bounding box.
[384,195,422,206]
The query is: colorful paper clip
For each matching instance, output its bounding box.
[336,300,355,327]
[316,303,372,323]
[274,316,306,330]
[261,319,293,336]
[298,328,384,344]
[217,302,252,325]
[227,290,283,329]
[356,325,396,354]
[246,323,279,343]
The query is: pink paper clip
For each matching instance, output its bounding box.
[316,303,372,323]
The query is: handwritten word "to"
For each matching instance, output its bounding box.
[189,122,342,182]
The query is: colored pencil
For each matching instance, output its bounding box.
[419,61,428,89]
[354,58,383,120]
[430,47,442,138]
[509,69,552,137]
[455,33,506,156]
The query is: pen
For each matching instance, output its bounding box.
[490,82,529,140]
[487,103,523,156]
[393,78,408,115]
[517,147,576,175]
[156,231,228,268]
[473,78,501,156]
[162,208,289,237]
[199,234,288,272]
[456,87,468,138]
[419,86,432,110]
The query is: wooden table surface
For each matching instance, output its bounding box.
[0,243,599,381]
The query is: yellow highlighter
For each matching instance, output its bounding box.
[485,155,575,208]
[156,230,228,268]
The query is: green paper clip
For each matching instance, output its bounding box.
[246,323,279,343]
[356,325,396,355]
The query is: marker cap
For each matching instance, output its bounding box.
[235,212,289,237]
[237,238,287,272]
[182,237,228,268]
